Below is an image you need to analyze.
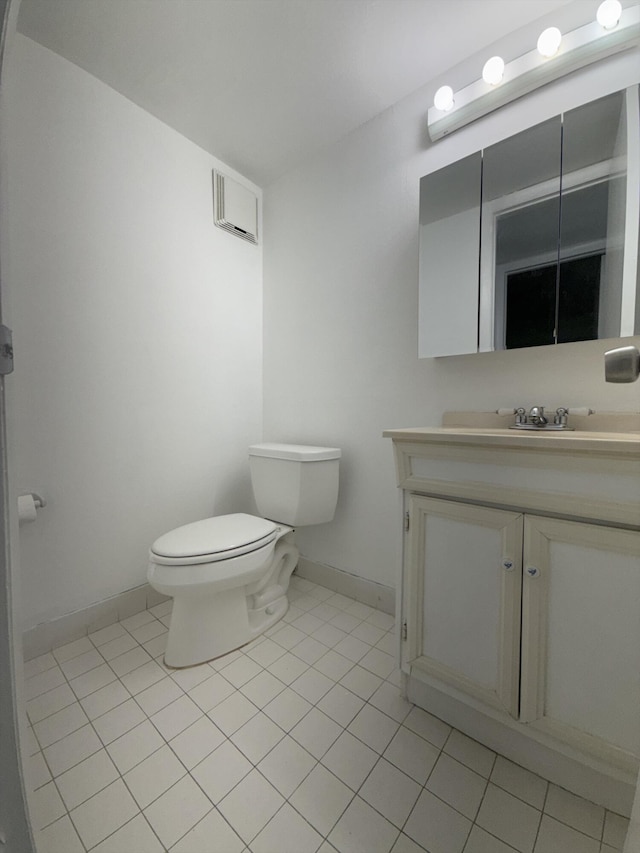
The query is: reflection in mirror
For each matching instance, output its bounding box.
[560,91,626,343]
[418,153,481,357]
[481,118,562,350]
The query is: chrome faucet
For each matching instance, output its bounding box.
[528,406,547,426]
[509,405,573,430]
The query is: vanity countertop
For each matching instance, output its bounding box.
[384,414,640,527]
[383,426,640,452]
[384,410,640,457]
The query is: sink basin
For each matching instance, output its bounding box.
[509,423,573,431]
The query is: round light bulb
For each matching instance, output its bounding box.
[482,56,505,86]
[434,85,454,112]
[596,0,622,28]
[537,27,562,57]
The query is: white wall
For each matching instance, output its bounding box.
[5,36,264,629]
[263,45,640,589]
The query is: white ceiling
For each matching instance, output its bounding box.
[17,0,575,186]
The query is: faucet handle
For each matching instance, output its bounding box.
[554,407,569,425]
[515,407,527,424]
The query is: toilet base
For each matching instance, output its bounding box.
[163,586,251,668]
[248,594,289,637]
[163,597,294,670]
[162,532,299,668]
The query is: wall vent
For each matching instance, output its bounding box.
[213,171,258,244]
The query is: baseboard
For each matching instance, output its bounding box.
[23,560,395,660]
[295,557,395,615]
[22,584,170,661]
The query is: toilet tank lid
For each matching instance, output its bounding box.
[249,443,341,461]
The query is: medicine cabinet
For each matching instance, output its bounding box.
[418,86,640,358]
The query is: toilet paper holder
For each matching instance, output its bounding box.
[18,492,46,526]
[25,492,46,509]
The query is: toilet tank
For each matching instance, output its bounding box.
[249,443,341,526]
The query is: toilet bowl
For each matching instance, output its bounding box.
[148,443,340,667]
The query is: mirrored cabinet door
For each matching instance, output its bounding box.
[480,117,562,352]
[560,91,627,343]
[418,153,481,358]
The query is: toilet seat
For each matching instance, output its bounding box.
[150,513,278,565]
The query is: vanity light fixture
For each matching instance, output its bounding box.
[537,27,562,58]
[597,0,623,29]
[482,56,505,85]
[428,2,639,140]
[433,85,455,111]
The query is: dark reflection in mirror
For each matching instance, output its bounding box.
[482,118,562,350]
[486,90,629,350]
[560,91,626,343]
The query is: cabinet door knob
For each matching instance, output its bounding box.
[502,559,514,571]
[526,566,540,578]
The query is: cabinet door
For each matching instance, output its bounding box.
[404,496,523,717]
[521,516,640,771]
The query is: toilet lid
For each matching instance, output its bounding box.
[150,513,278,564]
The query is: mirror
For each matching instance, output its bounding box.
[418,153,481,357]
[419,86,639,358]
[480,116,562,351]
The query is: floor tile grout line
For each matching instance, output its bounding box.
[41,660,464,812]
[38,735,616,850]
[483,777,544,849]
[210,670,372,843]
[248,796,332,852]
[276,586,613,849]
[32,646,137,751]
[59,688,212,848]
[182,712,318,848]
[238,673,421,841]
[535,808,611,849]
[424,744,495,824]
[34,647,171,816]
[31,583,622,853]
[170,800,243,853]
[540,782,612,846]
[53,754,131,836]
[36,809,87,852]
[460,815,475,853]
[332,744,418,834]
[487,753,549,811]
[83,810,162,853]
[24,653,60,680]
[33,625,180,783]
[464,824,521,853]
[225,682,617,853]
[32,659,114,757]
[469,765,490,825]
[280,761,356,849]
[49,615,162,671]
[396,729,497,841]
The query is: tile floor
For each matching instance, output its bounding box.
[24,575,629,853]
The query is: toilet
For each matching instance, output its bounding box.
[147,443,341,667]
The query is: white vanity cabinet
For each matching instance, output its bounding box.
[520,516,640,762]
[385,423,640,812]
[404,496,523,719]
